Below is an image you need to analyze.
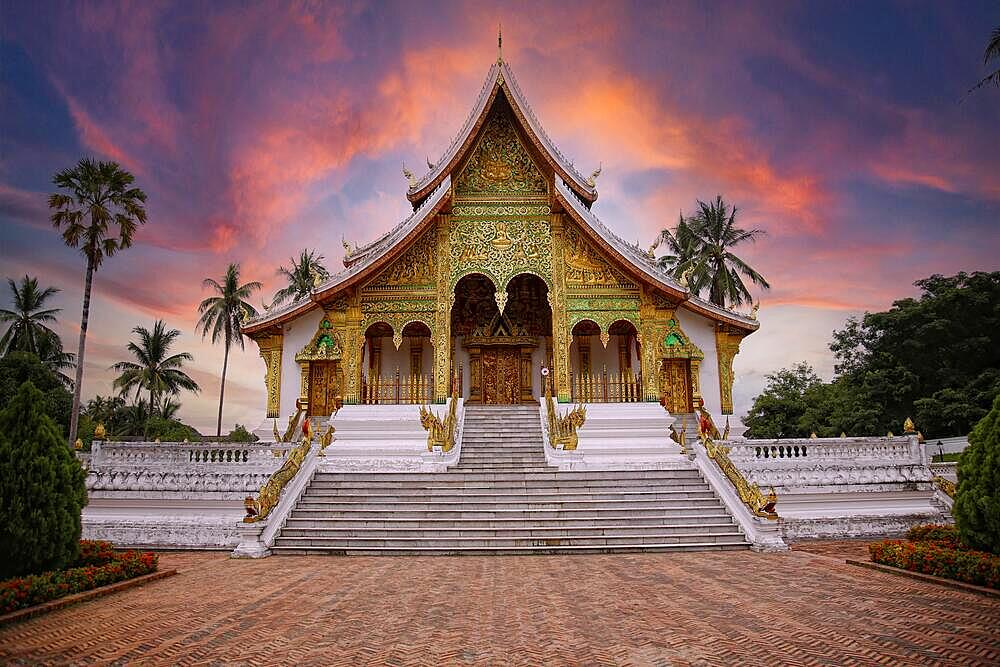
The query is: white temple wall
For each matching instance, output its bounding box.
[278,308,324,419]
[676,308,722,420]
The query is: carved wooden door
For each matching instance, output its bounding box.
[309,361,342,416]
[482,347,521,404]
[660,359,692,414]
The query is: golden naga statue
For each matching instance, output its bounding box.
[420,395,458,452]
[544,380,586,450]
[245,425,316,523]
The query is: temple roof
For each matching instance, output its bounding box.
[405,60,598,207]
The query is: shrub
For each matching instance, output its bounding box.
[0,381,88,579]
[906,524,961,548]
[0,547,158,614]
[227,423,258,443]
[143,416,202,442]
[954,393,1000,554]
[0,352,72,436]
[869,540,1000,589]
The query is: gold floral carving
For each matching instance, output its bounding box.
[455,106,548,198]
[452,204,550,217]
[715,328,744,415]
[549,214,571,401]
[433,216,453,401]
[364,228,437,290]
[563,224,634,288]
[255,334,283,419]
[294,317,342,362]
[450,219,552,293]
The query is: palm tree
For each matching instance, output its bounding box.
[111,320,199,415]
[655,196,769,309]
[34,333,76,387]
[159,397,182,421]
[968,25,1000,95]
[0,275,62,357]
[197,263,261,436]
[271,250,329,306]
[50,158,148,444]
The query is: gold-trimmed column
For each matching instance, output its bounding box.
[434,215,452,402]
[254,333,283,418]
[715,326,744,415]
[550,214,571,402]
[343,292,363,404]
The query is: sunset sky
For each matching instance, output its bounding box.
[2,1,998,432]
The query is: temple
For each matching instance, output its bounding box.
[241,54,758,428]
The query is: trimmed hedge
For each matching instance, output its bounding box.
[0,541,158,614]
[869,539,1000,590]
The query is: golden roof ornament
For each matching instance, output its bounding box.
[750,301,760,321]
[648,235,661,258]
[342,237,355,259]
[585,163,602,188]
[679,266,693,289]
[497,23,503,63]
[402,162,417,188]
[426,156,436,170]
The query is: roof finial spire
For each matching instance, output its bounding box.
[497,22,503,63]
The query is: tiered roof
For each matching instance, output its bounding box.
[243,56,759,335]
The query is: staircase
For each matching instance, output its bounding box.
[271,404,749,554]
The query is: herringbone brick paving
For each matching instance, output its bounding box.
[1,544,997,665]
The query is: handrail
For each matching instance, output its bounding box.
[700,415,777,520]
[243,434,313,523]
[277,402,307,443]
[544,378,586,450]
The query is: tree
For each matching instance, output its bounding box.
[0,381,88,578]
[49,158,148,446]
[655,196,769,308]
[197,263,260,436]
[271,250,329,307]
[0,275,62,357]
[111,320,199,416]
[967,25,1000,96]
[0,352,73,436]
[33,333,76,388]
[953,393,1000,554]
[744,363,822,439]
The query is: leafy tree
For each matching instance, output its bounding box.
[33,332,76,388]
[744,363,822,439]
[197,263,260,436]
[0,352,73,436]
[953,393,1000,554]
[271,249,329,307]
[142,415,201,442]
[227,423,258,443]
[0,381,88,578]
[967,25,1000,96]
[50,158,148,445]
[111,320,199,416]
[655,196,769,308]
[0,275,62,358]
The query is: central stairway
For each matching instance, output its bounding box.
[271,404,750,554]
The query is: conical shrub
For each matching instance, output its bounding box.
[0,381,88,578]
[954,392,1000,554]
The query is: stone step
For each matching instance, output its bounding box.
[289,506,729,520]
[307,478,706,491]
[283,513,736,529]
[279,522,740,538]
[310,470,702,483]
[294,497,725,511]
[300,489,717,502]
[273,532,748,549]
[271,543,750,556]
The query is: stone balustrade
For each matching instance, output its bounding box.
[91,440,292,468]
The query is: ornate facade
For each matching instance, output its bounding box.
[242,54,759,423]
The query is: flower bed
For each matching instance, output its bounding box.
[0,541,158,614]
[869,526,1000,590]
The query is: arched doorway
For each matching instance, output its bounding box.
[452,273,551,403]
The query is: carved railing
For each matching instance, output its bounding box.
[704,437,778,519]
[569,368,642,403]
[727,438,920,463]
[276,402,307,443]
[544,380,586,450]
[244,435,314,523]
[91,441,292,468]
[360,370,434,405]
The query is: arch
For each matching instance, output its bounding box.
[451,273,500,336]
[401,321,432,338]
[295,315,342,362]
[571,319,601,336]
[609,319,638,337]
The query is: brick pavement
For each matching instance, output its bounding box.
[1,547,998,666]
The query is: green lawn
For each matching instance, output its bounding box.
[931,452,962,462]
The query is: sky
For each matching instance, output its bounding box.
[1,1,998,432]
